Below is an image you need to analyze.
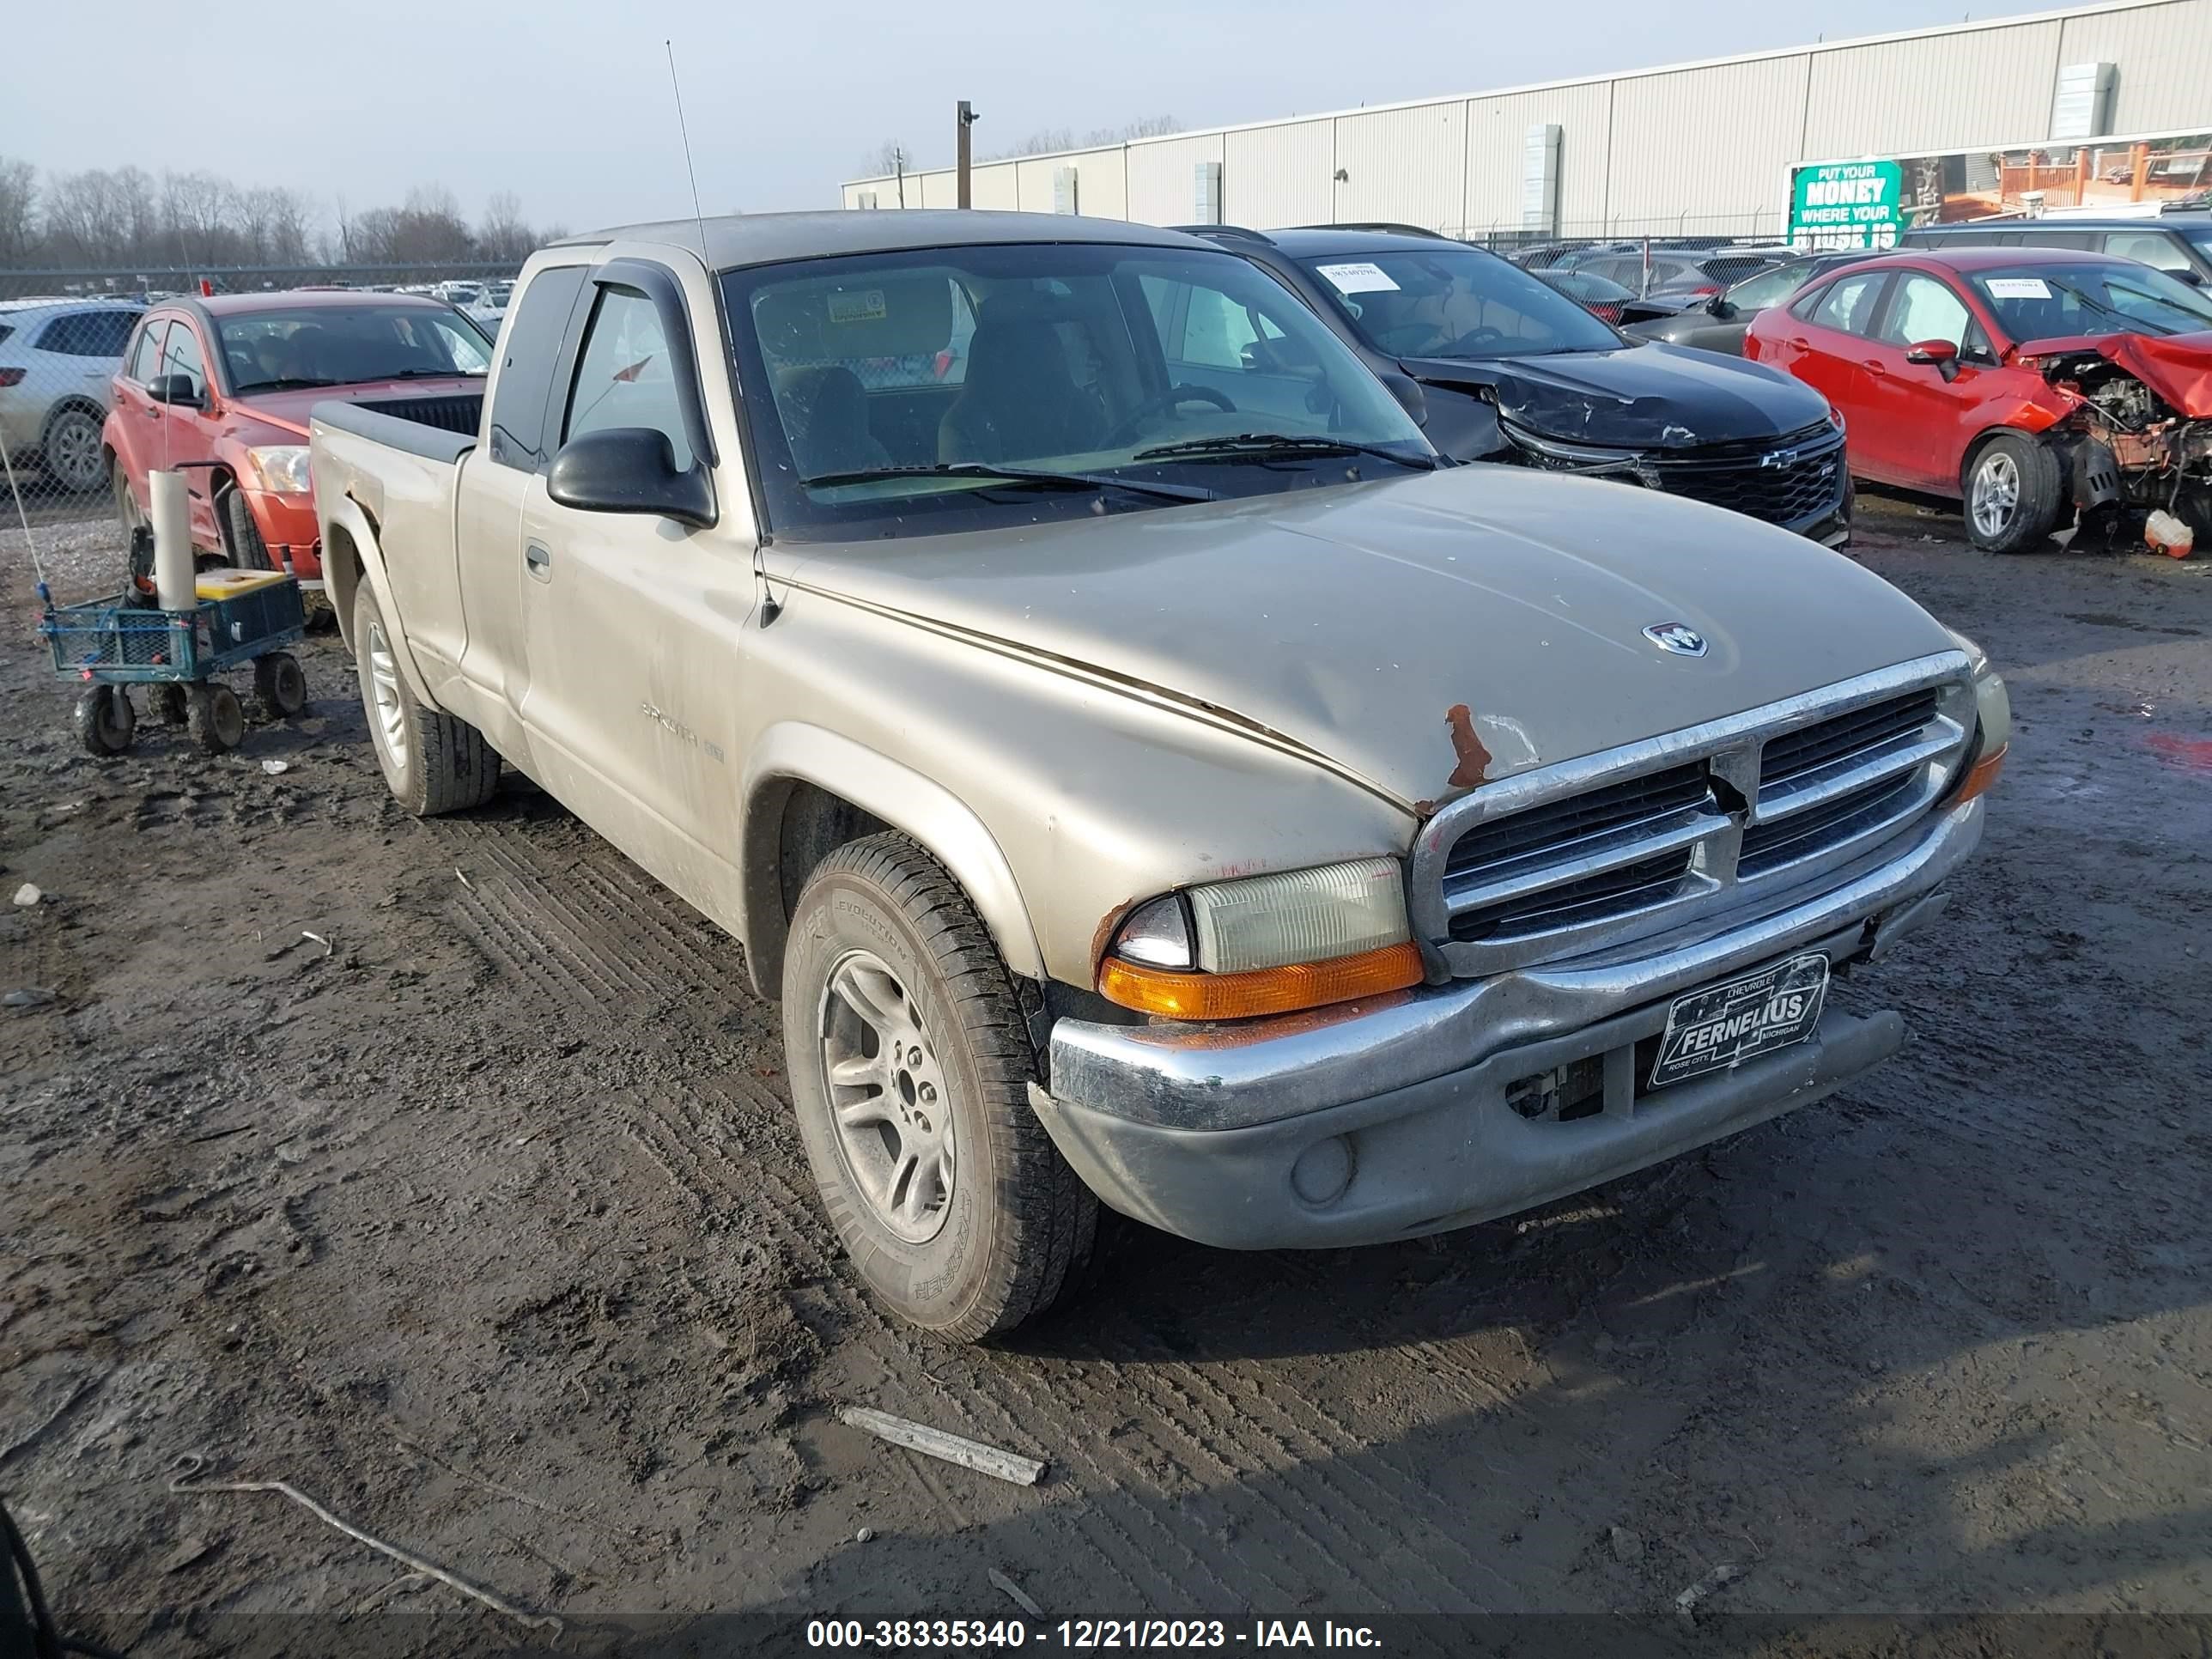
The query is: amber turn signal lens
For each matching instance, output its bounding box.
[1953,742,2006,805]
[1098,940,1425,1020]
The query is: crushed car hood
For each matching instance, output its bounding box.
[2021,329,2212,418]
[1396,341,1832,448]
[769,465,1955,812]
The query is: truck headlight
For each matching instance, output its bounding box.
[1097,858,1424,1020]
[242,445,313,495]
[1944,629,2008,805]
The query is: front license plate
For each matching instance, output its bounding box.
[1648,952,1830,1091]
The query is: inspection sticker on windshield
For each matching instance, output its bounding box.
[827,289,888,324]
[1986,277,2053,300]
[1648,953,1829,1091]
[1315,261,1401,294]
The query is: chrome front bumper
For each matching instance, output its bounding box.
[1030,796,1981,1249]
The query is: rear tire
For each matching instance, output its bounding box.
[74,686,135,756]
[782,833,1097,1341]
[1964,433,2062,554]
[185,684,244,754]
[151,684,189,726]
[222,489,273,570]
[40,404,106,495]
[352,580,498,816]
[254,651,309,720]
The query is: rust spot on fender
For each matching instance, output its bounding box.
[1444,704,1492,790]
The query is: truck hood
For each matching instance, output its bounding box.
[1399,341,1832,448]
[768,465,1956,812]
[223,376,484,439]
[2017,329,2212,418]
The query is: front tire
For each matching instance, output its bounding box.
[74,686,135,756]
[783,834,1097,1340]
[351,580,498,816]
[222,489,273,570]
[185,684,244,754]
[254,651,309,720]
[1964,433,2062,554]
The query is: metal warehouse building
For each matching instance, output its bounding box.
[839,0,2212,240]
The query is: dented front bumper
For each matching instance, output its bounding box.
[1030,795,1982,1249]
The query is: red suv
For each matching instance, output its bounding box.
[1745,246,2212,551]
[105,292,493,587]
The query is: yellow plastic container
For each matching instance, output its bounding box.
[194,569,291,602]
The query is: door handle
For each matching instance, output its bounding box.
[525,543,552,581]
[1861,360,1886,374]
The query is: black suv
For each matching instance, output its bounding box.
[1902,213,2212,284]
[1188,225,1850,544]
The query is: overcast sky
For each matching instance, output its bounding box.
[7,0,2081,234]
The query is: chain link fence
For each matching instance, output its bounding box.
[0,261,516,515]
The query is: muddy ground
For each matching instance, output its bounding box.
[2,493,2209,1656]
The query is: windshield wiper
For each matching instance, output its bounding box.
[234,376,339,392]
[373,366,487,380]
[1134,433,1438,471]
[799,462,1217,502]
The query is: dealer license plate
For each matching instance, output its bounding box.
[1647,952,1830,1091]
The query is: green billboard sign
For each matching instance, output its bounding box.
[1789,160,1905,250]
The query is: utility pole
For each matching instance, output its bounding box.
[895,146,906,209]
[957,100,980,209]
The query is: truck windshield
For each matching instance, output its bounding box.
[1295,246,1625,360]
[720,242,1435,543]
[218,304,494,392]
[1968,259,2212,341]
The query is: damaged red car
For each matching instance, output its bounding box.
[1745,246,2212,553]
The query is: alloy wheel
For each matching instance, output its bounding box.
[818,949,956,1243]
[365,617,409,769]
[1971,451,2020,538]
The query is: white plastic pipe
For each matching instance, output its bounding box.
[149,469,194,612]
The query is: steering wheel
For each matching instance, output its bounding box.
[1443,325,1510,354]
[1105,383,1237,447]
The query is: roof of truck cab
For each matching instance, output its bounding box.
[550,210,1210,270]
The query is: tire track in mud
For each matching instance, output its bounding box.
[410,821,1543,1610]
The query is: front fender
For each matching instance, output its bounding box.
[741,721,1046,999]
[318,491,441,707]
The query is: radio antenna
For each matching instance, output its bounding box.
[665,40,708,248]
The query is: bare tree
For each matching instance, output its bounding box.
[0,157,35,266]
[161,170,237,264]
[477,190,537,262]
[857,139,913,179]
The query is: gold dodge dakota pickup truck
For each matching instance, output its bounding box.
[310,211,2006,1339]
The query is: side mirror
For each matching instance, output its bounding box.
[548,427,715,527]
[1904,338,1958,368]
[2177,268,2205,287]
[1705,295,1737,319]
[147,374,203,408]
[1378,368,1429,427]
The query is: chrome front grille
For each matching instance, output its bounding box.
[1409,654,1977,976]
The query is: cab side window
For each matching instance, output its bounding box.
[486,264,587,471]
[565,286,692,472]
[2102,230,2191,273]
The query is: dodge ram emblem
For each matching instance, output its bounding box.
[1643,622,1708,657]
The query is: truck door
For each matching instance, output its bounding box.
[515,259,754,869]
[453,263,591,762]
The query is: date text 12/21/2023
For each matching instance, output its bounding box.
[805,1619,1384,1648]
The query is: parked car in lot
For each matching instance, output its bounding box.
[312,209,2003,1338]
[1191,225,1850,543]
[1559,245,1796,299]
[467,280,515,332]
[0,298,146,493]
[105,292,494,587]
[1745,246,2212,552]
[1531,265,1637,323]
[1627,252,1880,354]
[1903,211,2212,285]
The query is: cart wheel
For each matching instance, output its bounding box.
[152,684,190,726]
[254,652,310,720]
[74,686,136,757]
[186,684,245,754]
